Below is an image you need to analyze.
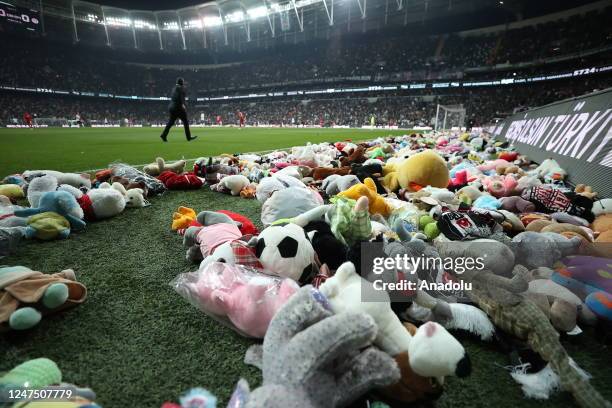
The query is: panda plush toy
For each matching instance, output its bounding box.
[251,223,318,285]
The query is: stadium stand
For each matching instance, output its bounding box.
[0,0,610,126]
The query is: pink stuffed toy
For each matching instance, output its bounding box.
[190,263,298,337]
[482,174,518,198]
[477,159,510,173]
[212,275,298,337]
[193,264,243,316]
[448,170,468,190]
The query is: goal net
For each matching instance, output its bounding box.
[434,104,466,131]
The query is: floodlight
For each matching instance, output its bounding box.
[184,18,203,29]
[247,6,268,19]
[203,16,223,27]
[162,21,180,30]
[225,10,245,23]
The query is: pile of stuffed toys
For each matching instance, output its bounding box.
[1,130,611,408]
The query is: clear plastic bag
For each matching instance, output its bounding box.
[171,262,299,338]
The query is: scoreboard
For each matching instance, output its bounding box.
[0,2,41,32]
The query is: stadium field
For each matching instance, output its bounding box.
[1,127,610,408]
[2,188,610,408]
[0,126,409,176]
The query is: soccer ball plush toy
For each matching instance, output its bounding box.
[252,223,317,285]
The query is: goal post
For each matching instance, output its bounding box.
[434,104,466,132]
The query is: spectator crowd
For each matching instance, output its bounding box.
[1,76,608,128]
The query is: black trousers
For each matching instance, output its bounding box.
[160,108,191,139]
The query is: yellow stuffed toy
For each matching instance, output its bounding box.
[397,150,449,192]
[0,185,24,200]
[171,206,197,231]
[382,163,400,192]
[338,178,391,217]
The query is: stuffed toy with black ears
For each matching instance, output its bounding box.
[250,223,318,285]
[240,285,400,408]
[320,262,472,378]
[303,220,348,270]
[351,163,386,194]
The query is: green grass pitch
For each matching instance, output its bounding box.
[1,127,610,407]
[0,126,409,175]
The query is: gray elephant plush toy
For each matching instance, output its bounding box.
[237,285,400,408]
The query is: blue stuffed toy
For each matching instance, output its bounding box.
[473,195,501,210]
[14,191,86,231]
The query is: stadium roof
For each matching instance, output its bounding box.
[9,0,602,52]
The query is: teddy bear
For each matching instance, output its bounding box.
[338,178,391,217]
[456,185,484,205]
[14,190,85,231]
[0,266,87,331]
[240,286,401,408]
[183,211,244,263]
[157,171,203,190]
[496,164,525,176]
[591,213,612,257]
[525,219,593,242]
[142,157,186,176]
[23,170,92,190]
[311,166,351,181]
[320,174,360,196]
[513,266,597,332]
[194,157,239,185]
[58,184,126,222]
[377,323,444,404]
[109,175,149,197]
[187,262,299,337]
[339,145,367,167]
[210,175,250,196]
[530,158,567,181]
[482,174,519,198]
[396,150,450,192]
[99,182,147,208]
[319,262,471,378]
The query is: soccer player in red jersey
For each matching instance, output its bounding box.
[23,112,33,128]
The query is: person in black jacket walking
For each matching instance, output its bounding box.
[160,77,197,142]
